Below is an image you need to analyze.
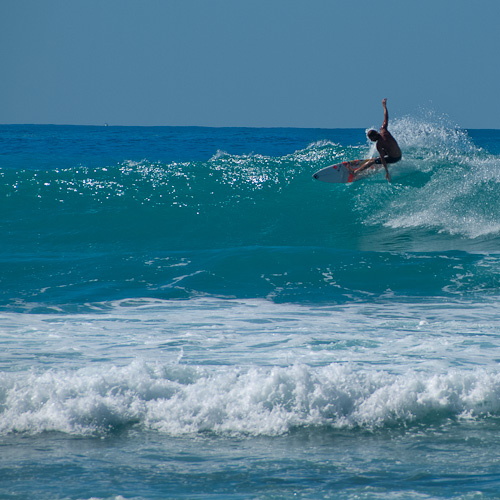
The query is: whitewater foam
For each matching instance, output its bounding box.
[1,295,500,437]
[2,361,500,437]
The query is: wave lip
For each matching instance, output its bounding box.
[2,362,500,437]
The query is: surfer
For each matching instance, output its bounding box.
[354,98,401,182]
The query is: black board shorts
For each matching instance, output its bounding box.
[375,155,402,165]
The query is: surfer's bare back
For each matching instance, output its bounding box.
[354,98,402,182]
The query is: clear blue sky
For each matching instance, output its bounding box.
[1,0,499,128]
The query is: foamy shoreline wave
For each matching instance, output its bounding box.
[2,361,500,437]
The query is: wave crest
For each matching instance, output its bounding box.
[2,362,500,436]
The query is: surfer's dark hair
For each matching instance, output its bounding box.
[367,129,379,141]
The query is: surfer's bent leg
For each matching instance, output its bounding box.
[354,158,377,174]
[375,155,402,165]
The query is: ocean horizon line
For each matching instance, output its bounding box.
[1,122,499,131]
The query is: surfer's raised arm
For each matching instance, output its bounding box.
[381,98,389,130]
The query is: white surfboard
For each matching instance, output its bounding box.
[313,159,381,183]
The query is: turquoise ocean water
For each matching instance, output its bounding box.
[1,117,500,499]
